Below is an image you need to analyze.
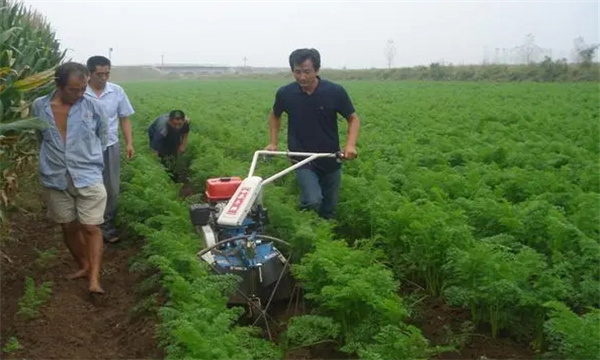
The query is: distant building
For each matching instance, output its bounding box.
[155,64,233,74]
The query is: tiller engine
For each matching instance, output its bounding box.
[189,151,339,324]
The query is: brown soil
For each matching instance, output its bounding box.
[1,172,162,359]
[414,297,537,359]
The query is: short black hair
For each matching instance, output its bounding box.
[87,56,111,73]
[55,62,89,89]
[289,48,321,71]
[169,110,186,119]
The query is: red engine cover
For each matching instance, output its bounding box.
[205,177,242,202]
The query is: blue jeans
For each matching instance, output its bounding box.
[296,167,341,219]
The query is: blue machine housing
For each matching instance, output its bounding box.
[214,239,280,270]
[191,202,292,305]
[213,215,291,304]
[217,216,280,270]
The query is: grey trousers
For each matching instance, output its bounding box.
[102,142,120,235]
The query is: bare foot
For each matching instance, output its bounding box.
[89,282,105,294]
[66,268,89,280]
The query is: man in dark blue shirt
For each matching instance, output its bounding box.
[265,48,361,219]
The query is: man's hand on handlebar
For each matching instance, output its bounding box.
[342,145,358,160]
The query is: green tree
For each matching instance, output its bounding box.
[573,36,599,67]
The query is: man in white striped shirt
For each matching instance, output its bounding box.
[85,56,135,243]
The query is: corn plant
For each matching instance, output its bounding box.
[0,0,65,222]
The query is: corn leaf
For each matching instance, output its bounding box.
[0,117,48,134]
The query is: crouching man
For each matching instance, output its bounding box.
[148,110,190,178]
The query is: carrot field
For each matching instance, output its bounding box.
[118,80,599,359]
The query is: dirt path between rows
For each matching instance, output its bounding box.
[1,178,161,359]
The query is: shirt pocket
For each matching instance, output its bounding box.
[79,111,97,138]
[107,99,120,118]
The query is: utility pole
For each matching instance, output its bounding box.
[108,47,113,61]
[161,54,164,70]
[384,39,396,69]
[243,56,247,67]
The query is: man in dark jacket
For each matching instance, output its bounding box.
[148,110,189,159]
[148,110,190,181]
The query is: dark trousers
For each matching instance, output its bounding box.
[296,167,341,219]
[101,142,120,238]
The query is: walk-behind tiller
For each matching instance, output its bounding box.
[189,150,340,337]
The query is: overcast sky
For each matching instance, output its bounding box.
[21,0,599,69]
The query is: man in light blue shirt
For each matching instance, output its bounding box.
[85,56,135,243]
[32,62,108,294]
